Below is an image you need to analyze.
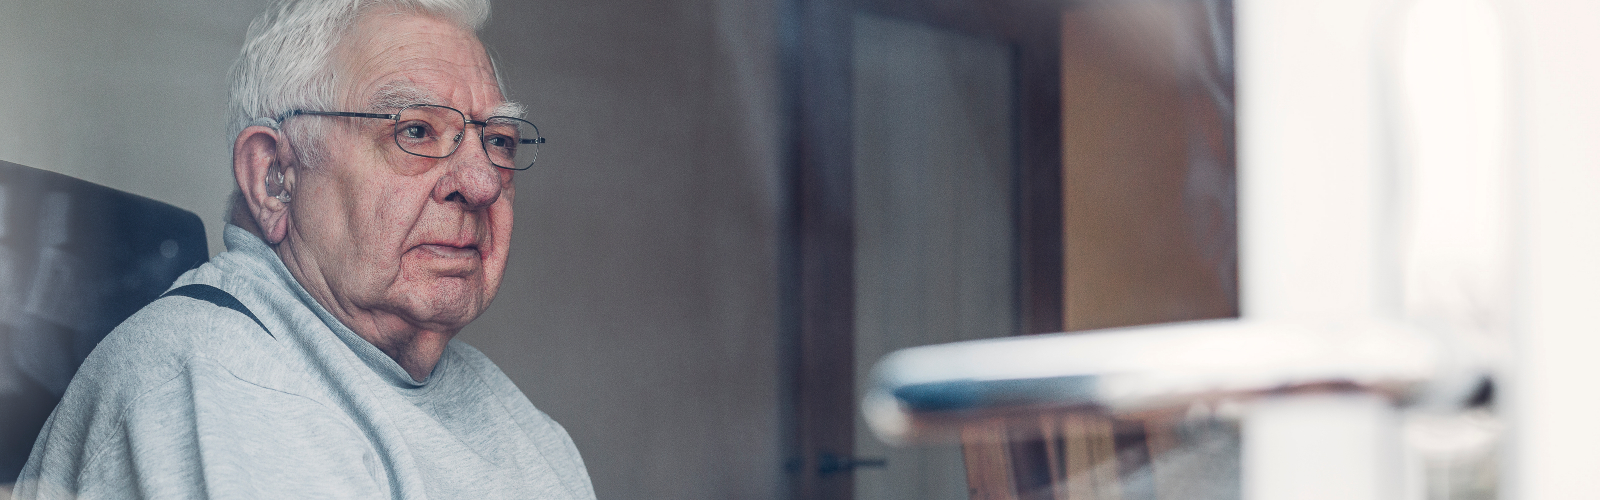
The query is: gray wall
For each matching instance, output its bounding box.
[474,1,784,498]
[0,0,259,255]
[0,0,784,498]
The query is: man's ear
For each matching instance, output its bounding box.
[233,125,294,245]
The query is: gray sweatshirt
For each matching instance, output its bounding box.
[15,225,595,499]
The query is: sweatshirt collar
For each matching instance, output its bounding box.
[223,224,441,388]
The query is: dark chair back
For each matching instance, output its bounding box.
[0,160,208,482]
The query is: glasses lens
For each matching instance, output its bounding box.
[394,105,466,158]
[482,117,541,170]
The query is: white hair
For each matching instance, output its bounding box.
[227,0,496,167]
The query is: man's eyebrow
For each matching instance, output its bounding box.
[368,81,440,111]
[369,81,526,119]
[490,101,526,119]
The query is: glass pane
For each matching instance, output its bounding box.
[851,12,1018,500]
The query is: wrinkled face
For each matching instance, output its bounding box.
[283,12,514,333]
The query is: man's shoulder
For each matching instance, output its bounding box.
[17,297,377,499]
[18,288,342,494]
[441,340,520,394]
[81,246,302,386]
[60,292,286,409]
[95,288,277,363]
[438,340,574,439]
[65,251,312,398]
[442,340,529,396]
[437,340,592,494]
[444,339,495,370]
[441,340,547,412]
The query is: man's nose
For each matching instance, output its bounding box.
[437,132,504,209]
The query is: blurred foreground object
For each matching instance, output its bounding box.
[864,319,1488,444]
[854,0,1575,497]
[865,319,1492,500]
[0,160,207,483]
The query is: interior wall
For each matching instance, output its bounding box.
[0,0,784,498]
[1062,1,1238,331]
[0,0,259,256]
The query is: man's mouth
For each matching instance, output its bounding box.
[416,243,480,259]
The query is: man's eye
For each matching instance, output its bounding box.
[398,123,432,139]
[484,135,514,149]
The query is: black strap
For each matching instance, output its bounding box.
[160,284,274,338]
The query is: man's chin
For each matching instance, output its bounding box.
[394,308,480,335]
[388,281,489,330]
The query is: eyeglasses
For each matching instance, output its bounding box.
[279,104,544,171]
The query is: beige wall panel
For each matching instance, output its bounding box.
[1062,4,1236,332]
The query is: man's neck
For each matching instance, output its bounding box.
[363,319,455,382]
[274,241,455,383]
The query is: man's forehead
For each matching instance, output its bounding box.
[337,13,509,114]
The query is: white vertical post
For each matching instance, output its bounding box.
[1508,1,1600,498]
[1235,0,1396,498]
[1244,395,1402,500]
[1236,0,1386,324]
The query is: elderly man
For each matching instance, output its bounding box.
[14,0,594,498]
